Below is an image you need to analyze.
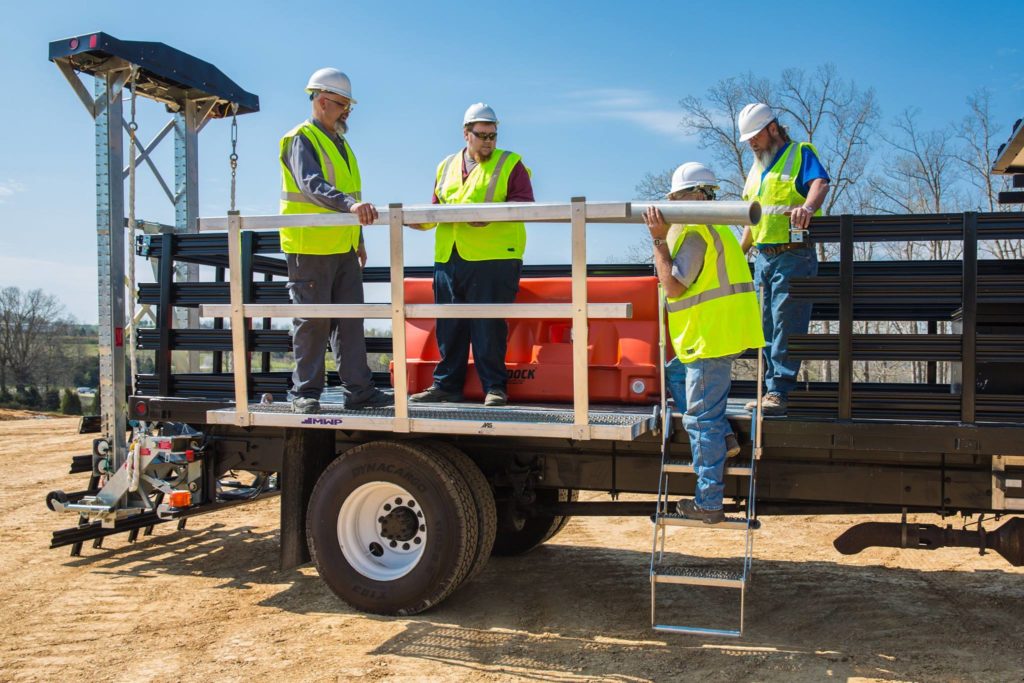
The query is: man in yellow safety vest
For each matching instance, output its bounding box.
[279,68,393,413]
[408,103,534,407]
[739,103,830,416]
[645,162,765,524]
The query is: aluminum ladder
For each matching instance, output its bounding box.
[648,403,761,637]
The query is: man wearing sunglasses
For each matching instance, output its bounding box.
[409,103,534,407]
[278,68,393,414]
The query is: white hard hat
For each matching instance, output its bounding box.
[738,102,775,142]
[669,162,719,195]
[306,68,357,104]
[463,102,498,125]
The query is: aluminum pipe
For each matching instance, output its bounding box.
[197,199,762,231]
[621,201,761,227]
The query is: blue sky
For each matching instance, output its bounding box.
[2,0,1022,322]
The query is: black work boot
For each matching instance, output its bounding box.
[346,388,394,410]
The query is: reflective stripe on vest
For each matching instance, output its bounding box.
[665,223,765,362]
[665,227,754,312]
[742,141,823,245]
[433,148,528,263]
[278,122,362,255]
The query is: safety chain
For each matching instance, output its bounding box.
[229,103,239,212]
[126,66,140,398]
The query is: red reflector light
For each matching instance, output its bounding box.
[89,34,97,49]
[158,440,172,449]
[168,491,191,508]
[114,327,124,347]
[69,38,79,50]
[134,401,147,416]
[185,449,195,462]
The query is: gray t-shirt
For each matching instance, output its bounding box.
[671,231,707,289]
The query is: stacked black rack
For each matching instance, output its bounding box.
[134,210,1024,424]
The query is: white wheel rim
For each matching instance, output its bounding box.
[337,481,427,581]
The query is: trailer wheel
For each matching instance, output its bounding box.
[492,488,578,556]
[306,440,478,615]
[421,440,496,582]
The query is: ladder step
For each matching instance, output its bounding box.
[657,513,760,531]
[651,564,745,588]
[653,624,742,638]
[663,459,753,476]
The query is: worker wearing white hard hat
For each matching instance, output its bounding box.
[408,103,535,408]
[278,68,392,414]
[644,162,764,524]
[738,102,830,416]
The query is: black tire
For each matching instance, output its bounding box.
[421,440,496,582]
[306,440,478,615]
[491,487,578,556]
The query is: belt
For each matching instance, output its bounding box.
[758,242,810,257]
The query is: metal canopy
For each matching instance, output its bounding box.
[49,32,259,117]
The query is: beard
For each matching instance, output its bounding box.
[755,142,782,169]
[334,118,349,136]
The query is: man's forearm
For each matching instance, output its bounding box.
[652,243,684,298]
[804,179,829,213]
[741,226,753,254]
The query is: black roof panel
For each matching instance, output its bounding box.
[49,32,258,116]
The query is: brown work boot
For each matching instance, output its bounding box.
[745,392,787,416]
[676,499,725,524]
[409,385,464,403]
[725,433,741,458]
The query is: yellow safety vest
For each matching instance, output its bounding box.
[278,121,362,255]
[432,148,528,262]
[742,141,823,245]
[666,224,765,363]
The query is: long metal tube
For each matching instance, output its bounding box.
[197,200,762,231]
[624,201,761,226]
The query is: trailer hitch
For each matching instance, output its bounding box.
[834,517,1024,566]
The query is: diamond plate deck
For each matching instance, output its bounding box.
[651,564,745,587]
[206,398,657,441]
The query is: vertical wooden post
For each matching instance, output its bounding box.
[570,197,590,440]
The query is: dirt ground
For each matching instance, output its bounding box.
[3,415,1022,683]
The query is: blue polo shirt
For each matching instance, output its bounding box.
[761,142,830,197]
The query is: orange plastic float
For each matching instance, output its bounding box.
[393,276,662,404]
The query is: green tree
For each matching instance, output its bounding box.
[44,388,60,411]
[60,389,82,415]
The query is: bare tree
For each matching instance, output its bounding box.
[634,168,674,201]
[867,108,962,216]
[678,77,752,198]
[955,87,1023,259]
[0,287,72,392]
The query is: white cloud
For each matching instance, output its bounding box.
[0,180,26,203]
[555,88,687,140]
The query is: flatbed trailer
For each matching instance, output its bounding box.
[46,31,1024,635]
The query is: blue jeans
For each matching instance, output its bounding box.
[753,247,817,397]
[432,248,522,394]
[680,354,737,511]
[666,357,734,441]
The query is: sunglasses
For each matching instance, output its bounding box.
[322,97,353,113]
[469,130,497,141]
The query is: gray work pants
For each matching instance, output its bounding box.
[287,251,373,400]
